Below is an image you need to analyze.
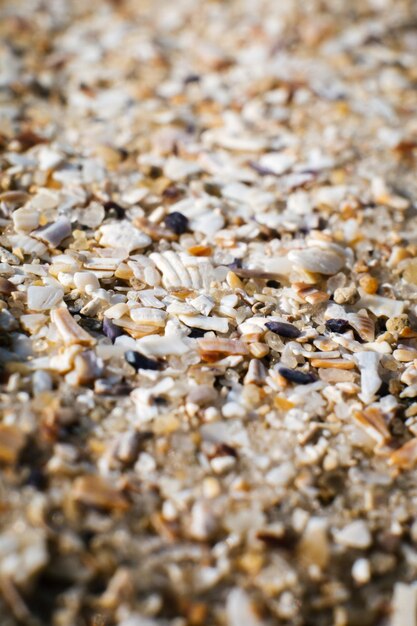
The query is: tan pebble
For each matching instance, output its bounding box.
[188,245,212,256]
[358,274,378,294]
[72,475,129,510]
[334,283,358,304]
[227,271,244,290]
[0,277,15,295]
[311,358,355,369]
[0,424,26,464]
[318,368,356,383]
[394,348,417,362]
[386,315,411,334]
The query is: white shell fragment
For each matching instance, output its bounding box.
[27,285,64,311]
[51,307,96,346]
[32,216,72,247]
[334,520,372,549]
[288,247,345,275]
[99,221,151,253]
[354,351,382,404]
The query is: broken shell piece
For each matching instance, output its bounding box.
[334,520,371,549]
[357,291,405,317]
[27,285,64,311]
[99,221,151,253]
[179,315,229,333]
[197,338,249,360]
[244,359,267,385]
[72,475,129,510]
[347,312,375,342]
[353,351,382,404]
[72,350,104,385]
[288,247,345,275]
[135,334,189,356]
[32,216,72,248]
[51,307,96,346]
[353,408,391,446]
[130,307,167,327]
[150,252,214,290]
[257,152,296,175]
[20,313,48,334]
[9,234,47,257]
[12,207,40,232]
[389,438,417,470]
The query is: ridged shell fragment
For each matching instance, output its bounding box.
[150,251,215,290]
[130,307,167,327]
[346,312,375,342]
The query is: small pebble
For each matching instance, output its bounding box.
[103,317,124,343]
[265,321,301,338]
[125,350,164,371]
[278,367,317,385]
[325,318,351,333]
[164,211,189,235]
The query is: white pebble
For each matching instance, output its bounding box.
[351,558,371,585]
[74,271,100,293]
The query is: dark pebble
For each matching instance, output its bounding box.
[265,321,301,339]
[278,367,317,385]
[125,350,163,372]
[266,280,280,288]
[79,317,102,333]
[103,201,126,219]
[103,317,124,343]
[325,318,350,333]
[188,328,206,338]
[164,211,189,235]
[228,258,242,270]
[26,468,47,490]
[184,73,201,85]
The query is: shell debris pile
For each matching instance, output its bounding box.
[0,0,417,624]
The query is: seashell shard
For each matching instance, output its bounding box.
[353,407,391,446]
[353,351,382,404]
[179,314,229,333]
[32,216,72,248]
[51,307,96,346]
[99,221,151,253]
[389,438,417,470]
[130,307,167,327]
[346,312,375,342]
[198,338,249,356]
[288,247,345,275]
[27,285,64,311]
